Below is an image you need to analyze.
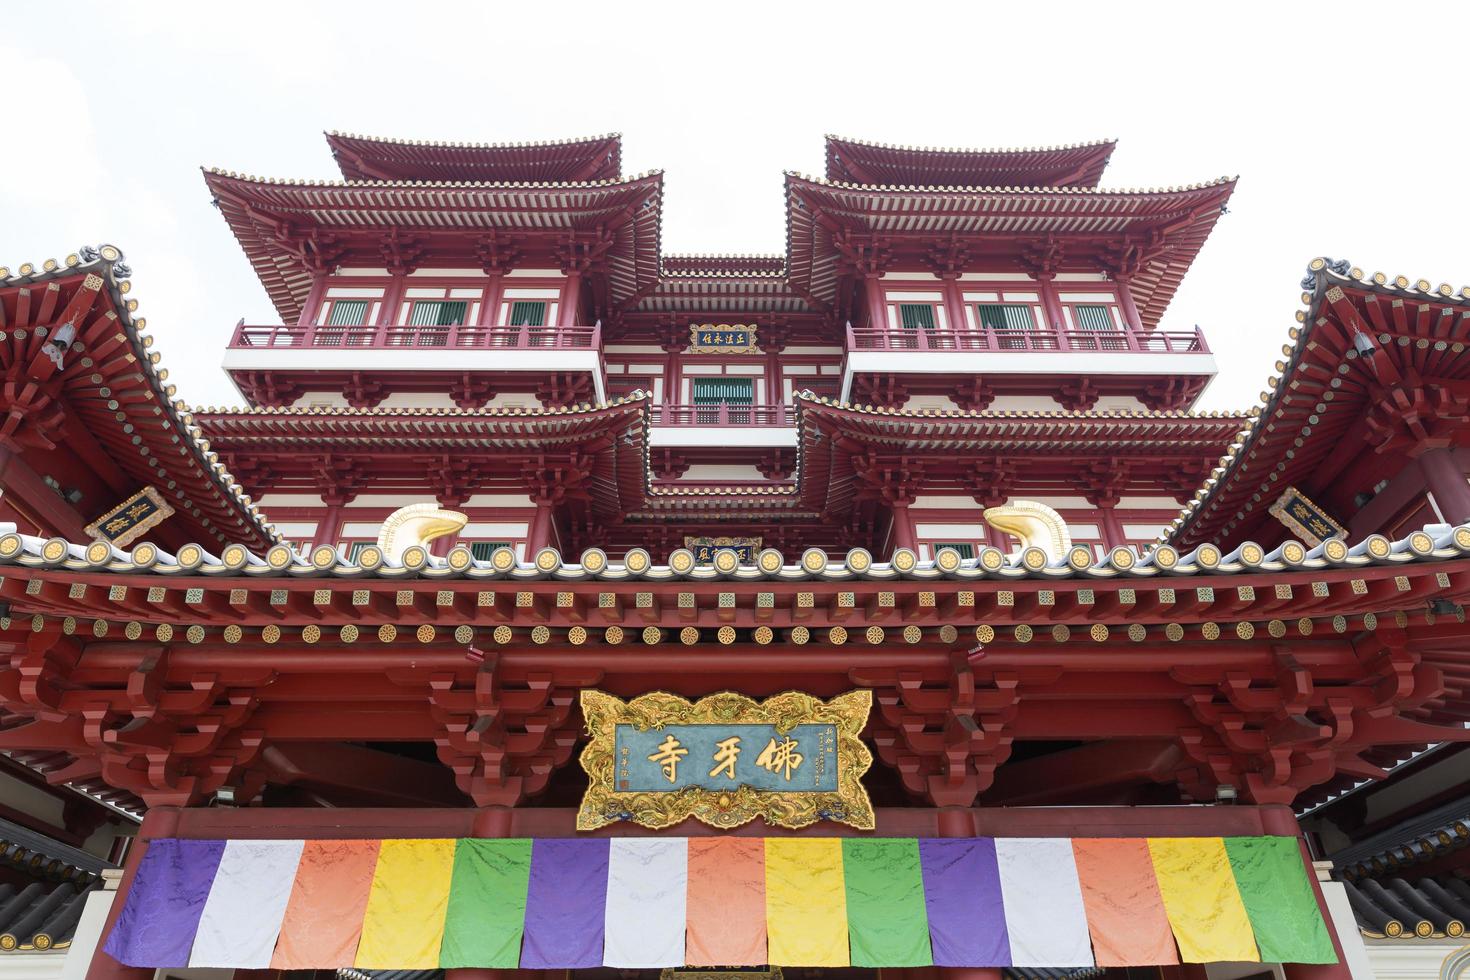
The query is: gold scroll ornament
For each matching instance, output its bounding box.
[578,689,874,831]
[84,486,175,548]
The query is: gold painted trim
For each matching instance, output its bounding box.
[577,688,873,831]
[84,486,175,549]
[1267,485,1346,547]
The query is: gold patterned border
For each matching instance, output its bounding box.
[84,486,175,548]
[688,323,759,354]
[661,969,783,980]
[577,689,873,831]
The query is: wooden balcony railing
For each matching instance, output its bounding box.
[650,403,797,427]
[845,324,1210,354]
[229,321,602,351]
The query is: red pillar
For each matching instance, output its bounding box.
[297,274,327,327]
[1420,447,1470,525]
[939,274,966,337]
[1037,274,1069,350]
[1115,276,1145,332]
[479,273,504,328]
[1097,503,1126,549]
[85,808,181,980]
[560,274,582,327]
[865,275,887,330]
[525,499,555,555]
[1258,805,1354,980]
[889,501,918,556]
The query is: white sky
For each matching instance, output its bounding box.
[2,1,1467,412]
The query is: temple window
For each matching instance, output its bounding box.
[509,301,548,326]
[469,541,512,562]
[692,377,755,423]
[407,300,468,327]
[930,541,976,559]
[898,303,938,331]
[975,302,1038,350]
[325,299,369,326]
[1073,304,1116,331]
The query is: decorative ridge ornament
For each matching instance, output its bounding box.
[375,503,467,563]
[982,499,1072,563]
[577,689,873,831]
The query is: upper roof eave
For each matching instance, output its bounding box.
[823,134,1118,188]
[325,130,623,182]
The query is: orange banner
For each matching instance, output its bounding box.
[271,840,381,968]
[686,837,766,966]
[1073,838,1179,966]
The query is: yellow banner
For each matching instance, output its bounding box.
[765,838,849,966]
[356,839,456,968]
[1148,837,1259,963]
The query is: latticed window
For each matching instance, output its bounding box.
[1074,305,1115,330]
[975,303,1036,332]
[343,542,371,563]
[326,300,368,326]
[408,301,468,327]
[691,377,754,423]
[509,301,547,326]
[931,542,976,559]
[898,303,937,330]
[469,541,511,562]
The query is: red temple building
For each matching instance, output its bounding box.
[0,132,1468,980]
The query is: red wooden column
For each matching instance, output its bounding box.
[888,501,918,556]
[297,274,327,326]
[1036,274,1068,350]
[559,273,583,328]
[84,807,182,980]
[1114,276,1146,332]
[1258,805,1354,980]
[1420,447,1470,525]
[478,273,504,328]
[939,274,967,339]
[525,498,556,554]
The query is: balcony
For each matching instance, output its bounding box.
[649,403,798,448]
[841,324,1216,407]
[223,321,606,402]
[846,324,1210,354]
[229,322,601,350]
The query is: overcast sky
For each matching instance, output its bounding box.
[2,1,1466,412]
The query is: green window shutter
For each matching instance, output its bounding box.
[692,378,754,405]
[409,301,442,327]
[932,542,976,560]
[976,303,1036,331]
[510,301,547,326]
[437,301,468,326]
[327,300,368,326]
[1075,305,1114,330]
[469,541,512,562]
[899,303,937,330]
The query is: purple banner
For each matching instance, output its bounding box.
[520,838,610,968]
[103,839,227,966]
[919,838,1011,967]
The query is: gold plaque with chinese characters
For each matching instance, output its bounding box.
[577,689,873,831]
[84,486,175,548]
[1267,485,1346,547]
[689,323,758,354]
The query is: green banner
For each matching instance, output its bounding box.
[440,839,533,967]
[1224,836,1338,964]
[842,838,933,967]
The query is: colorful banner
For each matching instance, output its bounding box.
[104,835,1337,970]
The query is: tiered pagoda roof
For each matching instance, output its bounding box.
[1170,259,1470,550]
[633,254,817,318]
[326,131,622,183]
[783,174,1236,324]
[824,135,1118,188]
[202,169,664,322]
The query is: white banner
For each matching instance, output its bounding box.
[996,837,1095,967]
[604,838,688,967]
[189,840,305,968]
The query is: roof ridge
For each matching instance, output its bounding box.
[202,167,663,192]
[786,171,1238,196]
[825,134,1118,155]
[326,130,622,150]
[793,390,1253,422]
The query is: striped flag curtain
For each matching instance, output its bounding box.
[104,835,1338,971]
